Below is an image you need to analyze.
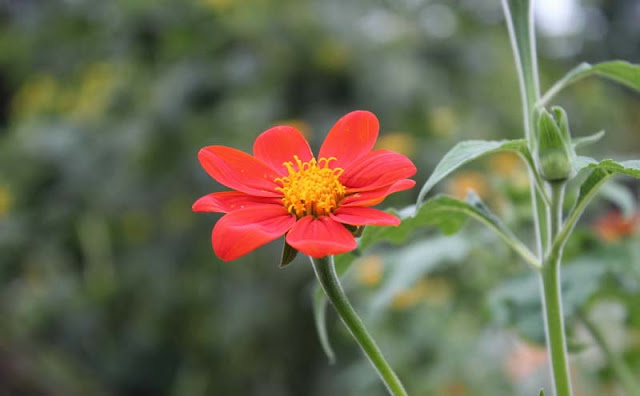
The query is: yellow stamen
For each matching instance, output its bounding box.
[275,155,346,218]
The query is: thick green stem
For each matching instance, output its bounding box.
[579,310,640,395]
[540,183,572,396]
[310,256,408,396]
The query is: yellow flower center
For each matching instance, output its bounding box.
[275,155,346,218]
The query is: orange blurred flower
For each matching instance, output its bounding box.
[355,255,384,287]
[504,341,547,382]
[446,171,488,200]
[375,132,416,157]
[593,211,639,242]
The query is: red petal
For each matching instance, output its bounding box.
[212,205,296,261]
[340,179,416,207]
[198,146,281,197]
[340,150,416,192]
[331,207,400,226]
[318,111,379,170]
[193,191,282,213]
[286,216,357,258]
[253,126,314,175]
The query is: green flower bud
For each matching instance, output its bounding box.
[535,107,575,182]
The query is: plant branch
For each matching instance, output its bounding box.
[310,256,408,396]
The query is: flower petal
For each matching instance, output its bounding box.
[340,150,416,192]
[253,126,314,175]
[286,216,356,258]
[198,146,281,197]
[212,205,296,261]
[318,111,379,170]
[193,191,282,213]
[340,179,416,207]
[331,207,400,226]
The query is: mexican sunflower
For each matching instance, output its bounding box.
[193,111,416,261]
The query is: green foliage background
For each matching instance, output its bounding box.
[0,0,638,395]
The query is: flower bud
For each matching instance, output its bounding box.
[534,107,575,182]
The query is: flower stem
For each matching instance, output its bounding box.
[540,183,572,396]
[310,256,408,396]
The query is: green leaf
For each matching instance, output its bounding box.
[539,389,545,396]
[416,139,536,207]
[572,130,605,149]
[558,158,640,249]
[501,0,538,146]
[539,61,640,106]
[365,193,539,268]
[583,159,640,178]
[279,242,298,268]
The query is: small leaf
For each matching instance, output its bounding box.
[540,61,640,106]
[572,130,605,149]
[582,159,640,178]
[279,242,298,268]
[539,389,545,396]
[561,158,640,245]
[416,139,534,207]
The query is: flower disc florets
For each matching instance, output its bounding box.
[276,155,346,218]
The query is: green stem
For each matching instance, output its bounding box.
[310,256,408,396]
[540,183,572,396]
[578,310,640,395]
[501,0,547,259]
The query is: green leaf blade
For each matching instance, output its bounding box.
[540,61,640,106]
[416,139,530,207]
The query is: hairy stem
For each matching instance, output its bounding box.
[540,183,572,396]
[310,256,408,396]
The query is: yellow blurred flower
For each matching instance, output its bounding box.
[375,132,415,157]
[11,74,58,118]
[355,255,384,287]
[68,62,118,122]
[391,286,423,310]
[313,40,350,72]
[446,171,488,200]
[273,119,312,140]
[391,278,452,310]
[0,185,12,217]
[489,152,523,176]
[430,107,457,137]
[420,277,452,306]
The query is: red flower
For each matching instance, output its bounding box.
[193,111,416,261]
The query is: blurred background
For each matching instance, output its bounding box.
[0,0,639,395]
